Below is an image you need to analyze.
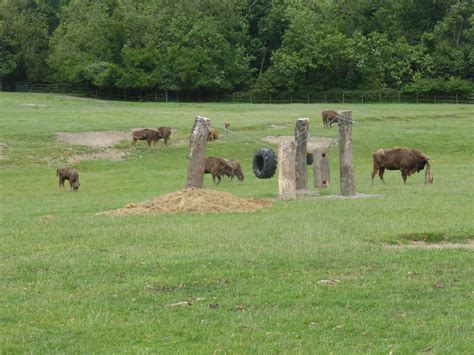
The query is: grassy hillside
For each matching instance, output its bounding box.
[1,93,473,353]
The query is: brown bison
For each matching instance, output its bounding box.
[131,128,162,149]
[208,128,219,141]
[224,159,244,181]
[321,110,338,128]
[371,147,433,185]
[156,127,172,146]
[204,157,235,184]
[57,167,80,191]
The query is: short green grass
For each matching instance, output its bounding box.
[1,93,473,353]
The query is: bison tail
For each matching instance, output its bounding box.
[425,161,433,184]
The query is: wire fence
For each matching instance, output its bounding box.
[1,81,473,104]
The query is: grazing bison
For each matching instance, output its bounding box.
[371,147,433,185]
[321,110,338,128]
[57,167,80,191]
[156,127,172,146]
[132,128,162,149]
[224,159,244,181]
[208,128,219,141]
[204,157,234,184]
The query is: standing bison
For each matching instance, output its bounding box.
[131,128,162,149]
[224,159,244,181]
[208,128,219,141]
[205,157,244,184]
[371,147,433,185]
[57,167,80,191]
[204,157,234,184]
[156,127,172,146]
[321,110,338,128]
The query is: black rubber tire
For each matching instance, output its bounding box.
[306,152,313,166]
[253,148,277,179]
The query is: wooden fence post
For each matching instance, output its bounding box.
[313,148,330,188]
[338,111,356,196]
[278,141,296,200]
[186,116,210,188]
[295,118,309,191]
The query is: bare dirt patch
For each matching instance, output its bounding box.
[262,136,337,151]
[56,130,184,149]
[99,188,272,216]
[66,149,127,163]
[56,131,130,148]
[384,240,474,250]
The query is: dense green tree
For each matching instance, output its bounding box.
[1,0,473,95]
[48,0,120,85]
[0,0,50,81]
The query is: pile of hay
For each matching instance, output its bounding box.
[101,188,272,216]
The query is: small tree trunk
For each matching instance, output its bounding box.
[338,111,356,196]
[313,148,330,188]
[278,141,296,200]
[186,116,210,188]
[295,118,309,191]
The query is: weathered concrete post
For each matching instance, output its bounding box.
[338,111,356,196]
[278,141,297,200]
[313,148,330,188]
[295,118,309,191]
[186,116,210,188]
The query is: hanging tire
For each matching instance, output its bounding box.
[306,152,313,166]
[253,148,277,179]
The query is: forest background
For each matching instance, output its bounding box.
[1,0,473,99]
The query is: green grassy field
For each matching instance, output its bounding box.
[1,92,473,353]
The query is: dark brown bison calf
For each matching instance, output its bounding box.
[208,128,219,142]
[57,168,80,191]
[204,157,234,184]
[132,128,162,150]
[156,127,172,146]
[224,159,244,181]
[321,110,338,128]
[371,147,433,185]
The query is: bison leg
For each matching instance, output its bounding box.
[146,139,152,150]
[371,166,379,185]
[164,137,168,146]
[132,138,137,148]
[212,174,217,184]
[378,167,386,184]
[59,177,65,190]
[401,170,408,184]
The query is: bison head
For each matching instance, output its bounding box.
[415,159,428,173]
[235,168,244,181]
[72,181,80,191]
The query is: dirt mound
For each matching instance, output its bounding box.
[100,188,272,216]
[56,131,130,147]
[262,136,337,151]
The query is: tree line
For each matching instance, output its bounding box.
[1,0,473,98]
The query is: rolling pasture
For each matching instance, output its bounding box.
[1,93,473,353]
